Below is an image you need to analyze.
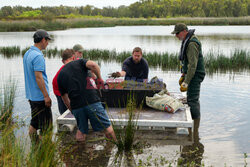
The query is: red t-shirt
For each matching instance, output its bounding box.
[52,65,65,96]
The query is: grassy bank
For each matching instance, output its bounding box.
[0,16,250,32]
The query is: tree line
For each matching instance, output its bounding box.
[0,0,249,19]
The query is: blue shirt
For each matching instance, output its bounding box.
[23,46,49,101]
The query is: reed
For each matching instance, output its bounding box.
[26,126,63,167]
[1,17,250,32]
[110,93,140,152]
[204,49,250,73]
[1,46,249,72]
[0,46,20,58]
[0,78,65,167]
[0,78,17,125]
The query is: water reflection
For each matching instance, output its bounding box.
[60,131,113,167]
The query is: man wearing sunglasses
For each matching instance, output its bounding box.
[172,23,205,132]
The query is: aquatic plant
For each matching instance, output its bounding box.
[110,93,140,152]
[1,46,249,72]
[0,46,20,58]
[0,17,250,32]
[0,78,17,125]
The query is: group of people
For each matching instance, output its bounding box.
[23,23,205,143]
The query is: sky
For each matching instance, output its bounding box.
[0,0,139,8]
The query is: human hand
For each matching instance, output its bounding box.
[108,72,121,78]
[179,75,185,86]
[96,78,105,89]
[180,82,188,92]
[44,96,52,107]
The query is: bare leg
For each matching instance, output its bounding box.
[104,125,117,142]
[29,125,38,143]
[75,129,86,142]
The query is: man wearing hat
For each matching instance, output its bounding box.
[23,29,52,141]
[73,44,84,59]
[172,23,205,132]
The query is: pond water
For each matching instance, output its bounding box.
[0,26,249,166]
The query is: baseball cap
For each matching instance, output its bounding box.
[73,44,84,52]
[33,29,52,40]
[171,23,188,34]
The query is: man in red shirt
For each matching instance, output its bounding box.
[52,49,76,114]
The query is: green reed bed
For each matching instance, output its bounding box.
[204,49,250,72]
[0,79,65,167]
[2,46,249,72]
[0,79,16,125]
[1,17,250,32]
[0,46,20,58]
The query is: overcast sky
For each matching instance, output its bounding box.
[0,0,139,8]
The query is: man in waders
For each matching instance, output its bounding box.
[172,23,205,137]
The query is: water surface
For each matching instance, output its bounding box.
[0,26,249,166]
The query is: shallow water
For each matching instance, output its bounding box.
[0,26,249,166]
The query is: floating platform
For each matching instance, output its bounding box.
[57,91,192,138]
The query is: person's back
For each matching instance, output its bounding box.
[57,59,100,109]
[57,59,116,142]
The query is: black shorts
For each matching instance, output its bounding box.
[56,95,67,115]
[29,100,53,132]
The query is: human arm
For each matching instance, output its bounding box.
[35,71,51,107]
[86,60,102,79]
[86,60,104,88]
[61,93,71,111]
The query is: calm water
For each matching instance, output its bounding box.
[0,26,249,166]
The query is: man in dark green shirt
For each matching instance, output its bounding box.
[172,23,205,133]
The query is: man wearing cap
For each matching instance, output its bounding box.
[109,47,149,82]
[73,44,84,59]
[72,44,97,79]
[172,23,205,130]
[23,29,52,141]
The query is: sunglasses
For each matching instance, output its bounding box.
[176,32,180,35]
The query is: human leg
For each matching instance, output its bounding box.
[71,107,89,141]
[87,102,116,141]
[75,129,86,142]
[104,125,117,141]
[56,95,68,115]
[187,78,201,120]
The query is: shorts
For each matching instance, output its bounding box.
[29,100,53,132]
[56,95,67,115]
[71,102,111,134]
